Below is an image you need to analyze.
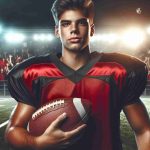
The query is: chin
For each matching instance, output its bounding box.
[65,46,82,52]
[69,47,84,52]
[68,44,87,51]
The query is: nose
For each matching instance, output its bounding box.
[70,23,79,34]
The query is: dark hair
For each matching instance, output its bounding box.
[51,0,95,25]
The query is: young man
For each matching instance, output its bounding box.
[5,0,150,150]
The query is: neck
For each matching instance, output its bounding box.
[60,46,91,70]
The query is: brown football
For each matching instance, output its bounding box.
[27,97,92,136]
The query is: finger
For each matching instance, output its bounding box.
[51,112,67,128]
[65,124,87,139]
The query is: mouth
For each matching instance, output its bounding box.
[68,37,81,43]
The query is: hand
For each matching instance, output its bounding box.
[35,113,87,150]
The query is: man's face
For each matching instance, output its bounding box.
[56,9,94,52]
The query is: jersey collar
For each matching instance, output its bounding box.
[49,51,102,83]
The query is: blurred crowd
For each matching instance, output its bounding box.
[0,45,150,80]
[0,38,61,80]
[0,48,32,80]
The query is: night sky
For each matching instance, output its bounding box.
[0,0,150,29]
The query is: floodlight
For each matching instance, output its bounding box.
[4,32,26,43]
[121,28,145,48]
[90,33,118,44]
[100,33,118,43]
[47,34,54,41]
[147,26,150,34]
[33,34,39,41]
[0,25,3,34]
[33,34,54,41]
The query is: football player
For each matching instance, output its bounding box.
[5,0,150,150]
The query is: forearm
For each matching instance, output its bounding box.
[5,126,38,150]
[135,129,150,150]
[5,125,66,150]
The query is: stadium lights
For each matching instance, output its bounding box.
[90,33,118,44]
[33,34,54,42]
[0,25,3,34]
[121,27,145,48]
[4,32,26,43]
[33,34,39,41]
[100,33,118,43]
[147,26,150,34]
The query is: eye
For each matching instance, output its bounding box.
[61,22,70,27]
[79,20,88,26]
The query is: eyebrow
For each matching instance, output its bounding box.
[60,18,88,23]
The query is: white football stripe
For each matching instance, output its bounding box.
[73,98,86,123]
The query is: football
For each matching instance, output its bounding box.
[27,97,92,136]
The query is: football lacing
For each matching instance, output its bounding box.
[32,99,65,120]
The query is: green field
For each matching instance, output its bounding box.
[0,97,149,150]
[0,98,16,150]
[121,97,150,150]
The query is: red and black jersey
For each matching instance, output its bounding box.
[7,51,148,150]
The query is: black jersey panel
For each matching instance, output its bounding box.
[49,52,102,83]
[7,54,57,107]
[100,52,148,108]
[7,71,36,107]
[121,65,148,107]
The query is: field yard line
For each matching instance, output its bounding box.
[141,97,150,102]
[0,105,5,107]
[0,99,14,102]
[0,120,9,128]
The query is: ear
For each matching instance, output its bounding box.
[90,24,95,37]
[55,25,60,38]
